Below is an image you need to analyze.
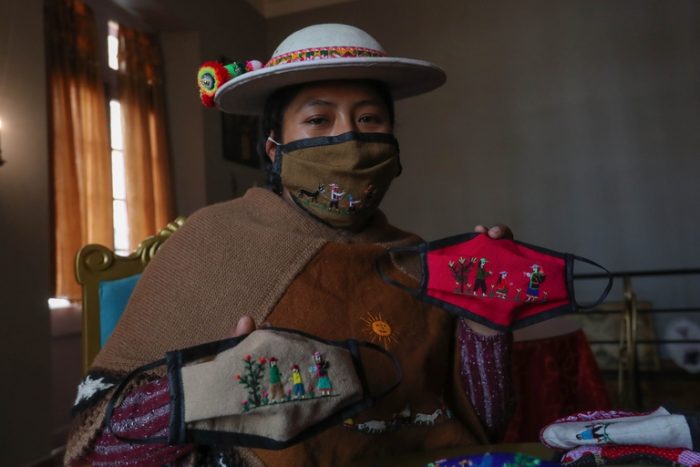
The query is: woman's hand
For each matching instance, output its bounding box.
[229,315,256,337]
[474,224,514,240]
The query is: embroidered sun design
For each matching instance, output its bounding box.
[361,312,399,349]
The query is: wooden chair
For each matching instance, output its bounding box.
[75,217,186,373]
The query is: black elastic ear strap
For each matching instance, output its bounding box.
[103,358,170,445]
[574,255,614,310]
[342,339,403,420]
[376,245,425,296]
[358,340,403,400]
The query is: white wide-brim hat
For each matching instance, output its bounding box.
[212,23,446,115]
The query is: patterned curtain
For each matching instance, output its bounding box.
[45,0,113,299]
[117,25,173,249]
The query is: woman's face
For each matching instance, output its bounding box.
[266,80,393,161]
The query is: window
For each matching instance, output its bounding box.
[107,21,130,256]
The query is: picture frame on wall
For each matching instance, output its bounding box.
[221,113,261,168]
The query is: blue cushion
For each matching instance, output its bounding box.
[98,273,142,346]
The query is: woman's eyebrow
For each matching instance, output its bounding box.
[354,98,384,108]
[300,99,336,110]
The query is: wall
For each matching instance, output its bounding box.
[267,0,700,310]
[155,0,268,210]
[0,0,53,464]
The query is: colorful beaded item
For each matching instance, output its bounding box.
[266,46,386,67]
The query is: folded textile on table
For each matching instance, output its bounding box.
[541,407,700,466]
[560,444,700,466]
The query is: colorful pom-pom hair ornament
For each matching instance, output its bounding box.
[197,59,263,108]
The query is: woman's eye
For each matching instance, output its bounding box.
[358,114,383,124]
[304,116,329,126]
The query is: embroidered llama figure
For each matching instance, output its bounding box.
[356,420,387,434]
[297,184,325,202]
[414,408,443,425]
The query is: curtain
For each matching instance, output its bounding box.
[46,0,113,299]
[117,25,173,249]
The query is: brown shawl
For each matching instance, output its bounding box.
[65,188,427,463]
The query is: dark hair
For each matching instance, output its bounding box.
[257,80,395,194]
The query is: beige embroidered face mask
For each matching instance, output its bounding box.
[271,132,402,231]
[103,328,401,449]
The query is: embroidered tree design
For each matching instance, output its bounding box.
[448,257,475,294]
[235,355,266,409]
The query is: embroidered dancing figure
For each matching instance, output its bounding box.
[328,183,345,210]
[235,355,266,410]
[309,351,332,396]
[267,357,286,403]
[448,256,473,294]
[289,364,306,399]
[494,271,509,299]
[524,264,546,302]
[576,423,613,444]
[347,194,361,213]
[472,257,491,297]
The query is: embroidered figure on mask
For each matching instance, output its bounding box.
[414,408,443,425]
[267,357,286,403]
[363,184,377,203]
[328,183,345,210]
[356,419,387,434]
[289,364,306,399]
[472,258,492,296]
[524,264,546,302]
[347,194,361,213]
[392,405,412,425]
[298,184,325,203]
[494,271,509,299]
[309,351,332,396]
[346,402,450,435]
[448,257,474,294]
[236,355,267,410]
[576,423,613,443]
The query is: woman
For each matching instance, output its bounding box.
[65,24,514,466]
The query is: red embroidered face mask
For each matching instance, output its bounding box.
[379,233,612,331]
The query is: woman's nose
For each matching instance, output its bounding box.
[334,115,357,135]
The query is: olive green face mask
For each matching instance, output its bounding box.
[271,132,402,231]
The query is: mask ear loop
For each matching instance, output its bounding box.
[376,244,427,296]
[573,255,614,310]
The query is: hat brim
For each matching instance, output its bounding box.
[214,57,446,115]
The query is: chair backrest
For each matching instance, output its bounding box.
[75,216,186,373]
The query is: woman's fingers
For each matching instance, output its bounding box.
[229,315,256,338]
[473,224,514,239]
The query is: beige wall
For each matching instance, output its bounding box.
[267,0,700,307]
[0,0,52,464]
[158,0,268,210]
